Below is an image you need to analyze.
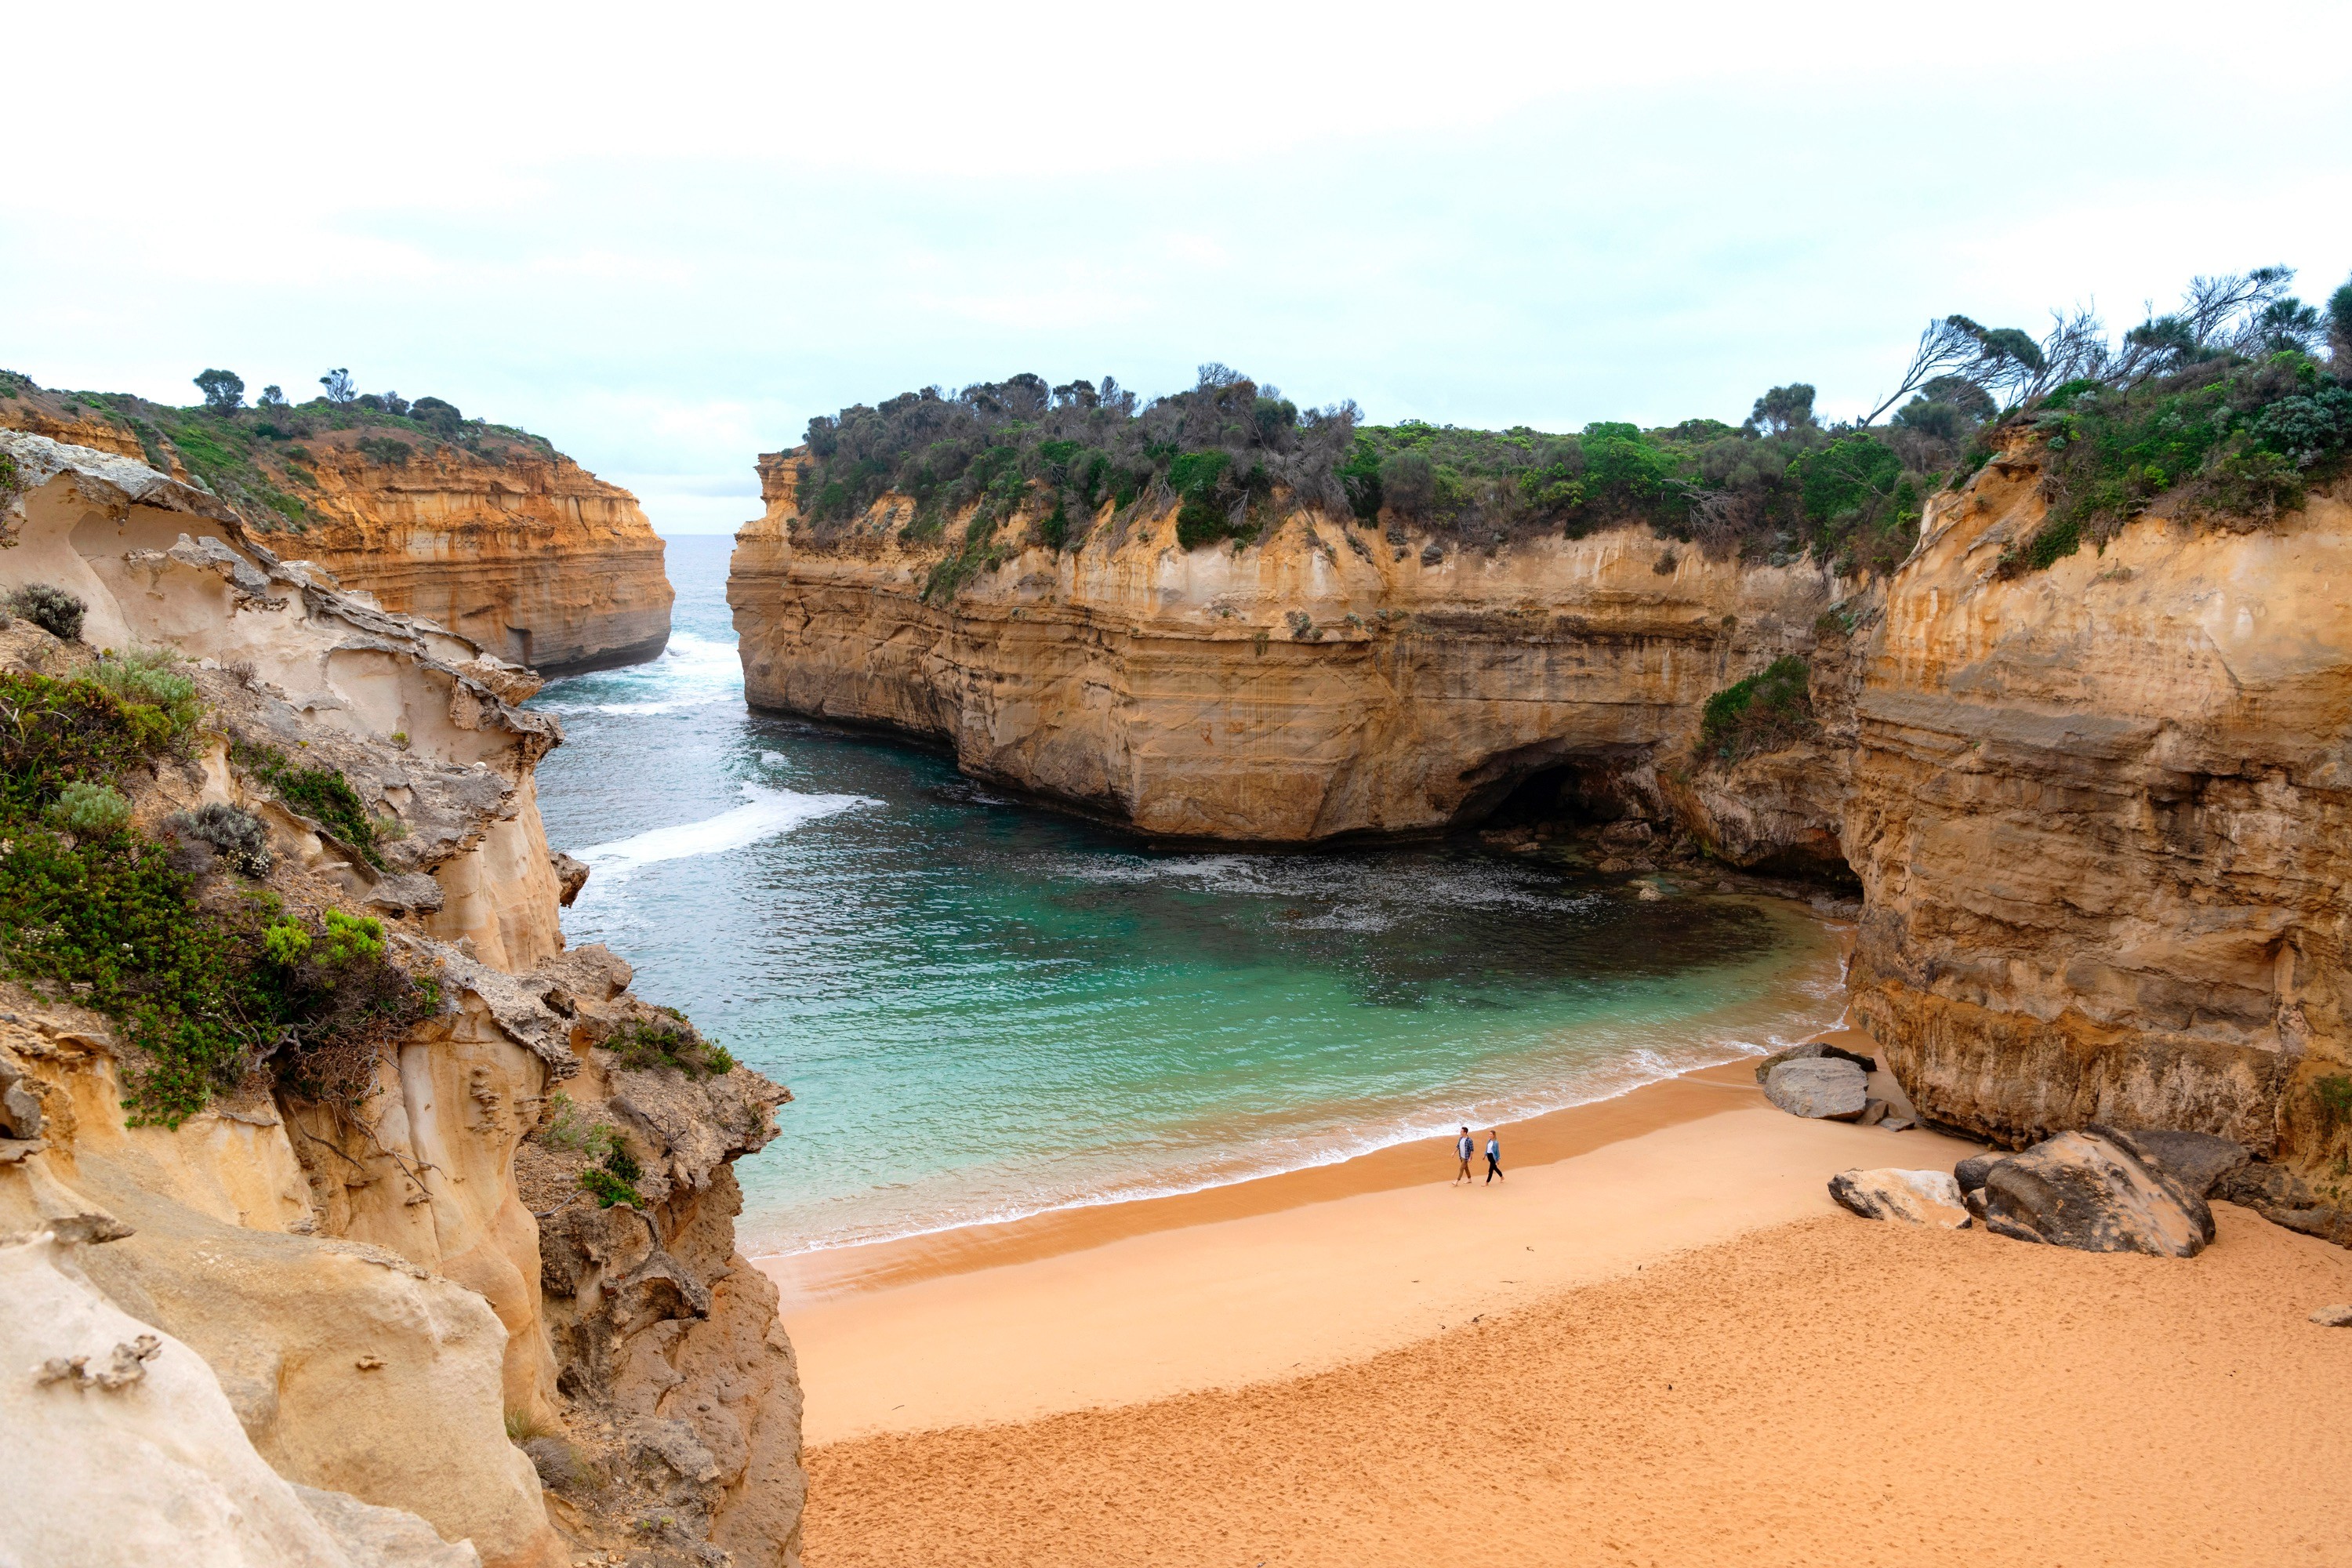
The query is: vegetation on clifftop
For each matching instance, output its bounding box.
[788,263,2350,588]
[0,367,558,537]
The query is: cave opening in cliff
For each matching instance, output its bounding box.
[1456,746,1657,833]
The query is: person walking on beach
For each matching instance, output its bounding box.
[1454,1126,1475,1185]
[1484,1129,1504,1183]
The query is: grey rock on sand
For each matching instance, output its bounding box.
[1975,1128,2215,1257]
[1751,1040,1876,1085]
[1828,1168,1972,1228]
[2310,1305,2352,1327]
[1763,1058,1868,1121]
[2120,1130,2250,1198]
[1954,1153,2002,1192]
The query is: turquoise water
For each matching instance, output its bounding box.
[531,536,1846,1257]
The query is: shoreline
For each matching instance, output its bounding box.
[760,1026,1959,1443]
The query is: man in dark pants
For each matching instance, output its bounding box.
[1484,1129,1504,1183]
[1454,1126,1474,1184]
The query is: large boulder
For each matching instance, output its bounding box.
[1763,1058,1869,1121]
[2215,1161,2352,1247]
[1752,1040,1877,1085]
[1972,1128,2215,1256]
[1828,1168,1972,1228]
[1954,1153,2002,1192]
[2120,1129,2249,1199]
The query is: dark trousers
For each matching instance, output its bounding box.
[1485,1154,1502,1181]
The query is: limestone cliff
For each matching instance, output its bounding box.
[0,434,801,1568]
[727,434,2350,1198]
[1845,439,2352,1173]
[0,377,673,675]
[728,448,1848,844]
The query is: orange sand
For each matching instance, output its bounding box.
[770,1047,2352,1565]
[804,1207,2352,1567]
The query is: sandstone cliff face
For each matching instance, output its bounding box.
[1844,444,2352,1167]
[0,381,674,676]
[0,434,801,1568]
[240,437,674,676]
[729,449,1846,843]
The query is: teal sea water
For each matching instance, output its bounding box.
[530,536,1846,1258]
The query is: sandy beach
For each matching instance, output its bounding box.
[762,1056,2352,1566]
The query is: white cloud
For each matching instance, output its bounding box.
[4,1,2347,530]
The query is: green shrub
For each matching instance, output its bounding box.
[356,435,414,466]
[7,584,86,641]
[85,648,201,736]
[579,1166,643,1208]
[232,742,385,867]
[1697,656,1817,765]
[539,1092,620,1158]
[46,780,131,836]
[606,1018,735,1078]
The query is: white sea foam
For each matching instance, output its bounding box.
[570,784,871,894]
[536,630,743,716]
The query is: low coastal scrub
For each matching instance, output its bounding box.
[0,668,435,1123]
[786,263,2350,589]
[1697,657,1817,765]
[0,368,557,535]
[605,1015,736,1078]
[231,739,390,867]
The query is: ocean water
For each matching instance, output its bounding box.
[531,535,1847,1257]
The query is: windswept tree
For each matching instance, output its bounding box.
[193,368,245,412]
[1744,384,1818,436]
[257,385,289,409]
[318,367,356,404]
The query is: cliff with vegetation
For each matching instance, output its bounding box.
[731,265,2352,1195]
[0,375,673,675]
[0,432,801,1567]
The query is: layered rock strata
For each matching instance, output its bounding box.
[728,437,2350,1189]
[0,434,802,1567]
[728,449,1846,844]
[0,384,673,675]
[1845,442,2352,1170]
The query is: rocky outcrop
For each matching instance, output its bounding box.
[729,448,1846,844]
[1845,441,2352,1171]
[1966,1128,2216,1256]
[0,434,801,1567]
[0,380,673,675]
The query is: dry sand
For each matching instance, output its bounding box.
[768,1058,2352,1566]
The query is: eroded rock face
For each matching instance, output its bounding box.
[1845,445,2352,1167]
[0,437,804,1567]
[0,1230,482,1568]
[0,399,673,676]
[728,448,1846,845]
[239,440,673,675]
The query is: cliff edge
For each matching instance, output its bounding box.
[0,433,800,1567]
[0,375,673,676]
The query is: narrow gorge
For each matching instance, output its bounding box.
[0,432,802,1567]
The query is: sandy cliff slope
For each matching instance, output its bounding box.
[0,433,801,1568]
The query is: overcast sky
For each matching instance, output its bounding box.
[7,2,2348,533]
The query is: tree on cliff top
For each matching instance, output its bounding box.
[193,368,244,412]
[318,368,356,405]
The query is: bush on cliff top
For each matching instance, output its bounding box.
[793,264,2351,590]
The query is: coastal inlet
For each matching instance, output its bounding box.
[532,536,1852,1257]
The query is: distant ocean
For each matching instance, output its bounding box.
[529,535,1847,1257]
